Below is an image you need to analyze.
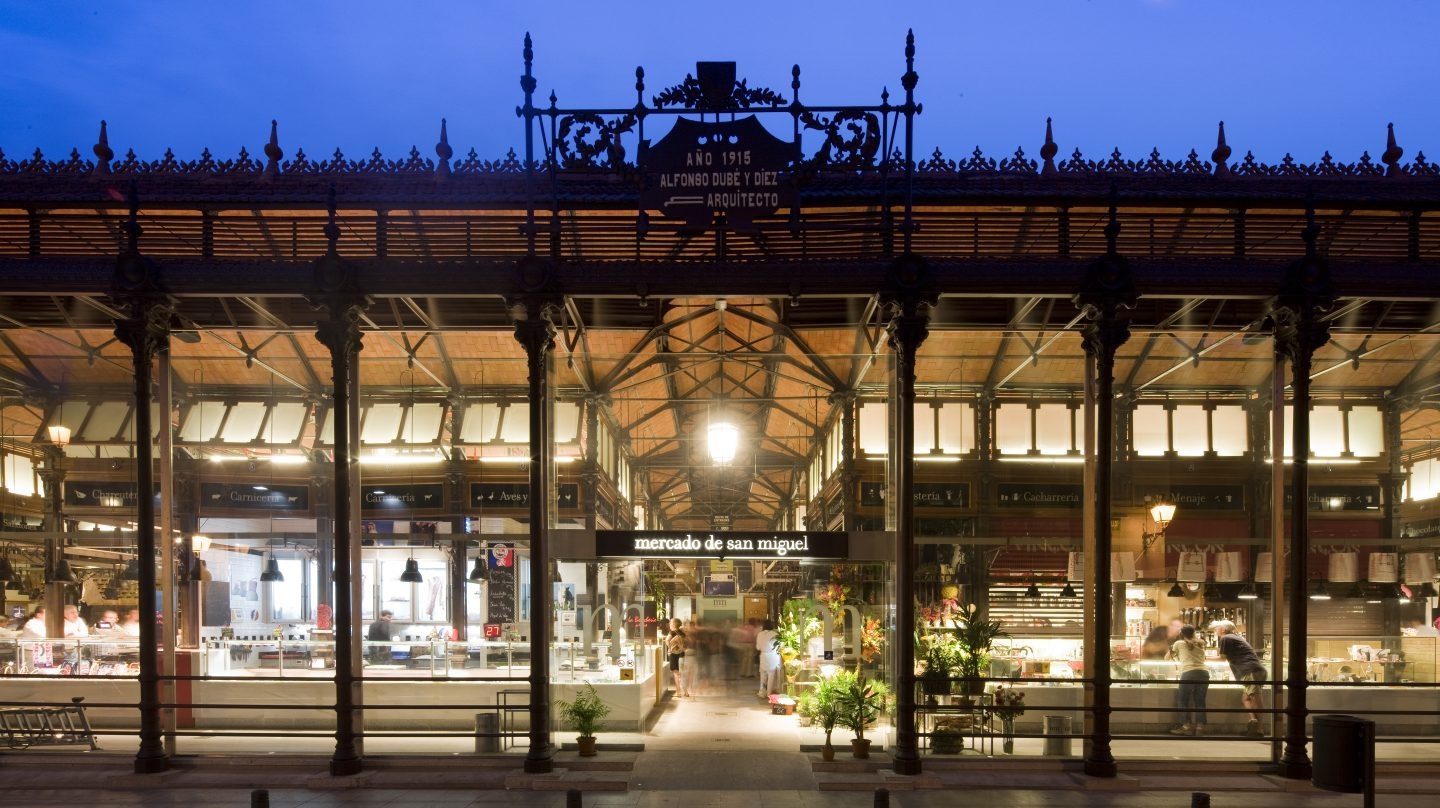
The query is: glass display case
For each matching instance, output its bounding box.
[0,636,141,676]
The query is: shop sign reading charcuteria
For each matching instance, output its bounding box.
[595,530,847,560]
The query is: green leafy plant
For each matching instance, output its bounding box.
[953,604,1008,691]
[836,673,890,741]
[775,598,822,658]
[557,683,611,739]
[810,669,849,748]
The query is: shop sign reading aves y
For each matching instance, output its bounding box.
[595,530,847,560]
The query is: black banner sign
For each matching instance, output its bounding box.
[641,116,794,230]
[360,483,444,511]
[1401,518,1440,540]
[1134,484,1245,511]
[64,480,157,508]
[200,482,309,511]
[1285,485,1382,512]
[860,481,970,508]
[595,530,848,560]
[470,482,579,510]
[997,483,1083,509]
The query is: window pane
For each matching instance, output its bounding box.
[405,403,445,444]
[180,401,226,442]
[858,402,887,455]
[1347,406,1383,457]
[1172,405,1208,457]
[268,402,308,444]
[914,403,937,454]
[1034,404,1073,455]
[415,562,449,623]
[269,559,306,622]
[937,402,972,454]
[1311,406,1345,457]
[996,404,1031,455]
[1211,406,1247,456]
[500,403,530,443]
[361,559,375,620]
[554,401,580,444]
[362,403,404,445]
[1133,404,1168,456]
[379,560,413,621]
[221,402,267,443]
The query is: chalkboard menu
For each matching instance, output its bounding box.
[485,544,517,624]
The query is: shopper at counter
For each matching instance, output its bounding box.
[119,608,141,637]
[61,604,88,638]
[366,611,395,663]
[1210,619,1265,738]
[1169,625,1208,736]
[20,608,46,638]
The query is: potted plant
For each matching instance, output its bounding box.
[811,670,848,761]
[557,683,611,757]
[837,674,890,759]
[987,684,1026,755]
[918,631,960,697]
[953,604,1008,697]
[932,724,964,755]
[776,598,821,692]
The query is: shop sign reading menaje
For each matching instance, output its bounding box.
[595,530,847,560]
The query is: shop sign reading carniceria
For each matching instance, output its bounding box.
[595,530,847,560]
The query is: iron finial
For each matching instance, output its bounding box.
[635,66,645,104]
[520,33,537,99]
[1383,122,1404,178]
[92,120,113,177]
[791,64,801,104]
[435,118,452,179]
[263,120,283,177]
[1040,117,1058,176]
[1212,121,1231,177]
[902,30,918,93]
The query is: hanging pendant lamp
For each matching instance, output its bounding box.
[1024,580,1041,598]
[468,555,489,582]
[400,557,424,583]
[48,558,78,585]
[1167,581,1184,598]
[259,556,284,583]
[1060,582,1077,599]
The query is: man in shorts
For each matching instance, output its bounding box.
[1210,620,1265,738]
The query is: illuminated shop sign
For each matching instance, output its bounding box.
[1284,485,1382,512]
[64,481,158,508]
[860,481,969,508]
[200,482,309,511]
[997,483,1082,509]
[360,483,444,511]
[469,482,579,509]
[595,530,848,560]
[1134,484,1245,511]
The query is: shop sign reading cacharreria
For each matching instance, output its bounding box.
[361,483,444,511]
[595,530,847,560]
[200,483,309,512]
[997,482,1082,509]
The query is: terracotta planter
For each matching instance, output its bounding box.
[821,742,835,762]
[577,736,598,757]
[850,738,871,759]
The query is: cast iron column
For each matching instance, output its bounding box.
[1271,211,1334,780]
[883,257,936,777]
[1074,201,1136,779]
[110,198,175,774]
[308,196,371,777]
[514,293,559,775]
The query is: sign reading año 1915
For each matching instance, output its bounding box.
[642,117,793,230]
[595,530,847,560]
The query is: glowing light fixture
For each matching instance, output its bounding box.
[708,421,740,465]
[47,425,72,447]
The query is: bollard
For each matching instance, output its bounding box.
[567,788,582,808]
[251,790,269,808]
[475,712,501,753]
[874,787,889,808]
[1190,793,1210,808]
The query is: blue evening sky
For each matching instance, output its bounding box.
[1,1,1435,166]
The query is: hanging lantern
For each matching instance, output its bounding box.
[1110,552,1138,583]
[1214,552,1245,583]
[1176,552,1207,583]
[1367,552,1398,583]
[468,555,489,582]
[48,558,78,585]
[1254,552,1274,583]
[399,558,423,583]
[1403,552,1437,585]
[1327,552,1359,584]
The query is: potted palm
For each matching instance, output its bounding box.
[953,604,1008,697]
[837,674,890,759]
[811,670,848,761]
[557,683,611,757]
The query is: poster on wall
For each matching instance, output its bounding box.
[486,543,517,624]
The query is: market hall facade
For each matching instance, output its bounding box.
[0,33,1437,781]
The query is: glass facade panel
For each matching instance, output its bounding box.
[1171,405,1209,456]
[1210,405,1247,456]
[995,403,1031,455]
[1133,404,1169,456]
[1034,404,1073,455]
[1348,406,1383,457]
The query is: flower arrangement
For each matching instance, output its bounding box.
[817,581,851,616]
[856,615,885,671]
[988,685,1026,719]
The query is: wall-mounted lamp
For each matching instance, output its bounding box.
[1141,498,1177,556]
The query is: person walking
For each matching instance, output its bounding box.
[1210,620,1265,738]
[755,618,781,697]
[1169,624,1209,736]
[683,617,703,696]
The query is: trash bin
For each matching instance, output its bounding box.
[475,713,500,753]
[1042,715,1073,757]
[1312,714,1374,795]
